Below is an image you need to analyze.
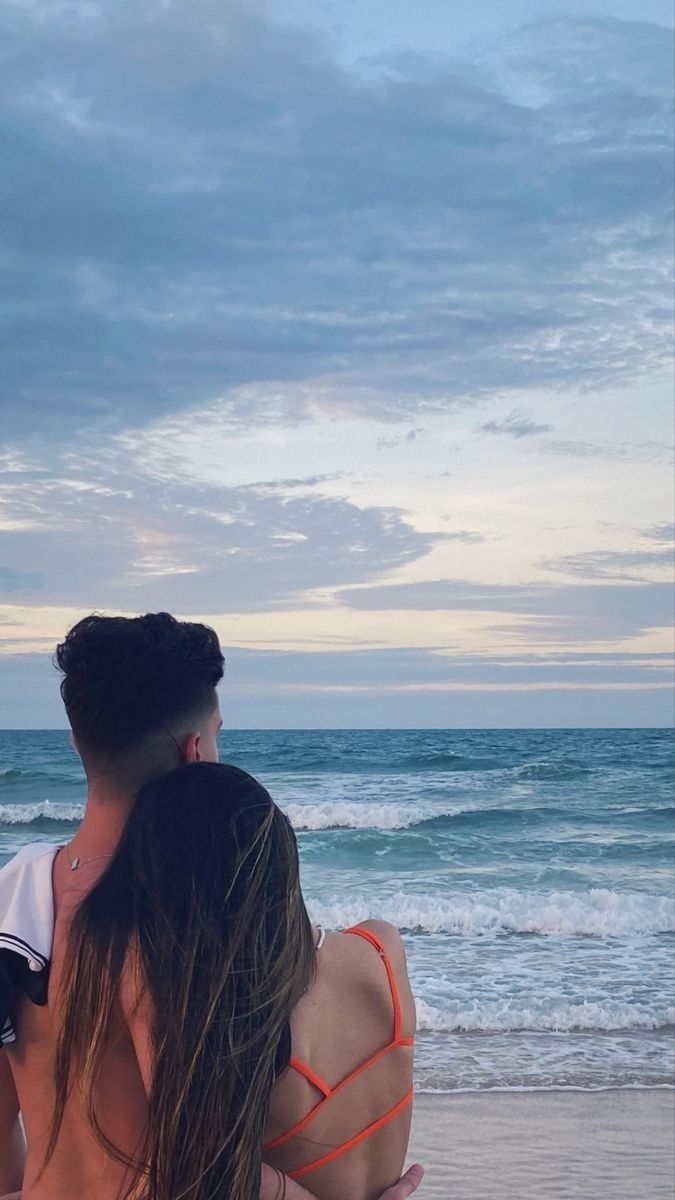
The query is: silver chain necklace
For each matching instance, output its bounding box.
[65,847,115,872]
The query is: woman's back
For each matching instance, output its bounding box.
[5,847,147,1200]
[265,920,415,1200]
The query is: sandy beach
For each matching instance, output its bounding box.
[407,1089,675,1199]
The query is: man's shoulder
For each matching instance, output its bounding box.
[0,842,58,1044]
[0,842,59,934]
[0,841,60,882]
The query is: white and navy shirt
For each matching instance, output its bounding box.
[0,842,58,1045]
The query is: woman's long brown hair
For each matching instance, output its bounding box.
[44,762,316,1200]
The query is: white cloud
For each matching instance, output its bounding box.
[478,408,553,438]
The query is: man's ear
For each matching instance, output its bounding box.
[182,731,202,763]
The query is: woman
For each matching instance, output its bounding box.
[13,762,415,1200]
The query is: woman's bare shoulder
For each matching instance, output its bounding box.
[352,919,405,952]
[330,920,415,1038]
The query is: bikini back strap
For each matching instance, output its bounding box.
[288,1086,414,1180]
[289,1057,331,1098]
[343,925,403,1042]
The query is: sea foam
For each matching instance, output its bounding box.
[282,799,476,831]
[0,800,85,825]
[413,996,675,1033]
[307,887,675,937]
[0,797,473,831]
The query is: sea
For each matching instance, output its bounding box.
[1,727,673,1095]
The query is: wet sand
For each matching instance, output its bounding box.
[407,1089,675,1199]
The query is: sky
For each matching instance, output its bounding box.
[0,0,673,728]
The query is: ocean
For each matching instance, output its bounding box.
[1,727,673,1094]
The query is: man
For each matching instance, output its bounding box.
[0,612,422,1200]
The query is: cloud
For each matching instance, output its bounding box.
[477,408,553,438]
[437,528,488,543]
[0,6,671,439]
[641,520,675,542]
[376,427,426,450]
[0,447,443,609]
[538,439,673,462]
[540,521,674,580]
[247,473,347,490]
[336,576,673,643]
[540,547,674,581]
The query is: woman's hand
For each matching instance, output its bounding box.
[377,1163,425,1198]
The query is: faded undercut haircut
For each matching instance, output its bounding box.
[55,612,224,754]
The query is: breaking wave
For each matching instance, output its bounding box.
[307,888,675,937]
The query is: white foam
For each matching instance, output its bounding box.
[0,795,470,832]
[0,800,84,824]
[281,800,472,830]
[307,887,675,937]
[414,996,675,1033]
[415,1083,675,1094]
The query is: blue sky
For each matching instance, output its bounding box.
[0,0,673,727]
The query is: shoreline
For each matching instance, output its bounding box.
[415,1081,675,1093]
[407,1087,675,1199]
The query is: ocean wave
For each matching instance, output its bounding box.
[619,805,675,819]
[282,800,478,831]
[0,796,519,835]
[307,888,675,937]
[0,769,29,783]
[0,796,623,837]
[392,753,504,772]
[0,767,82,787]
[1,798,468,832]
[512,761,594,781]
[385,753,596,778]
[0,800,84,825]
[285,798,675,835]
[264,751,508,774]
[284,800,569,832]
[414,997,675,1034]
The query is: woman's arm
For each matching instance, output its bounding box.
[260,1163,424,1200]
[0,1157,425,1199]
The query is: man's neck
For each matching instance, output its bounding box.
[69,753,174,859]
[68,783,136,858]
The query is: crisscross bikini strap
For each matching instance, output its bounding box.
[264,923,414,1161]
[288,1057,331,1097]
[287,1086,414,1180]
[343,924,403,1042]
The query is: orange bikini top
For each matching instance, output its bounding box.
[265,924,414,1180]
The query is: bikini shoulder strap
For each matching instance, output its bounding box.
[342,924,402,1042]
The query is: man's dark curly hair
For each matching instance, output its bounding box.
[55,612,224,754]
